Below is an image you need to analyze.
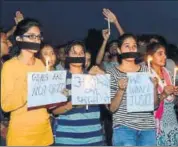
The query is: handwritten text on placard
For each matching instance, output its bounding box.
[126,72,154,112]
[28,71,67,107]
[72,74,111,105]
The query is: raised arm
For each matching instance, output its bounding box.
[103,8,125,36]
[6,11,24,38]
[96,29,110,65]
[6,26,16,38]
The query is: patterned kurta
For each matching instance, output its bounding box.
[156,99,178,146]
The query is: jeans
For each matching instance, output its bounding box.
[112,125,156,146]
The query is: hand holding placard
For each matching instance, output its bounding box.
[61,88,69,97]
[118,78,128,91]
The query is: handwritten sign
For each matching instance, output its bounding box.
[126,72,154,112]
[71,74,111,105]
[27,71,67,108]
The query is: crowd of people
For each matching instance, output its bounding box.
[1,9,178,146]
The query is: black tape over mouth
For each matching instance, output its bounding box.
[118,52,141,59]
[16,41,41,50]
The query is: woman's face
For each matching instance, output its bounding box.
[19,26,42,54]
[120,37,137,61]
[68,44,85,67]
[151,47,167,67]
[41,45,56,68]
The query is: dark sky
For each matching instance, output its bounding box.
[1,0,178,46]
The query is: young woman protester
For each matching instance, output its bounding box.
[52,41,104,146]
[36,43,64,143]
[107,34,159,146]
[1,18,53,146]
[146,42,178,146]
[37,43,57,71]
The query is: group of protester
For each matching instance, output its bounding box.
[1,8,178,146]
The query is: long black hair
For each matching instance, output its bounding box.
[10,18,42,57]
[118,33,137,49]
[146,42,166,56]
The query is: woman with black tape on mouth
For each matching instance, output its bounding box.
[52,41,104,146]
[1,18,53,146]
[107,33,159,146]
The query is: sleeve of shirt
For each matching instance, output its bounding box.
[1,62,26,112]
[107,69,118,99]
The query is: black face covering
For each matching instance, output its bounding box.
[16,41,41,50]
[65,57,86,68]
[66,57,85,64]
[118,52,141,60]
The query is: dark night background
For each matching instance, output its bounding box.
[1,0,178,47]
[1,2,178,146]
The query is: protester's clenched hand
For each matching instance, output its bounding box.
[118,78,128,91]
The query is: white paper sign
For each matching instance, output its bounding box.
[126,72,154,112]
[27,71,67,108]
[72,74,111,105]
